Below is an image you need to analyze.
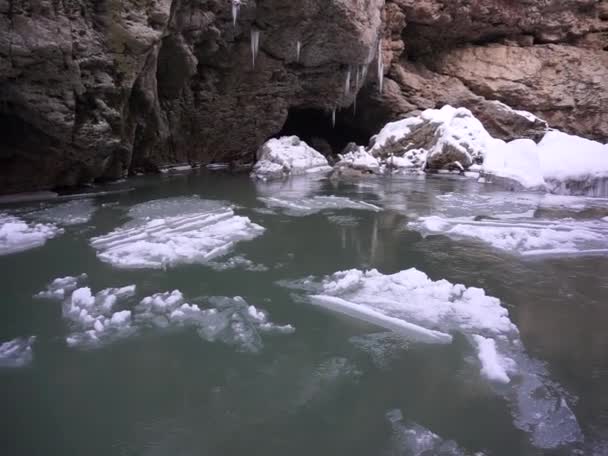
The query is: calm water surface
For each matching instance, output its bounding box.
[1,171,607,455]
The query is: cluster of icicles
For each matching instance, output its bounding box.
[231,0,384,126]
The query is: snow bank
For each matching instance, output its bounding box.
[251,136,332,180]
[409,215,608,256]
[0,336,36,368]
[482,130,608,195]
[258,195,381,216]
[334,147,381,173]
[0,214,63,255]
[90,197,264,269]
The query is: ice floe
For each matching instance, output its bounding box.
[258,195,381,216]
[0,213,63,255]
[38,276,293,351]
[281,268,582,449]
[408,215,608,257]
[251,136,332,181]
[35,274,88,300]
[90,197,264,269]
[0,336,36,368]
[135,292,294,352]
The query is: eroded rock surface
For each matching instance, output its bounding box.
[1,0,607,193]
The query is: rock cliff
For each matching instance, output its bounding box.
[1,0,607,193]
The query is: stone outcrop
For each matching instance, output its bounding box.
[1,0,607,193]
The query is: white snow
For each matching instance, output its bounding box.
[0,336,36,368]
[334,147,381,173]
[0,214,63,255]
[473,334,515,383]
[409,215,608,257]
[369,106,494,167]
[251,136,332,181]
[258,195,381,216]
[482,130,608,195]
[90,197,264,269]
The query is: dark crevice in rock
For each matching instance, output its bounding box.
[275,107,373,156]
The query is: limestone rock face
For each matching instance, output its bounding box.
[0,0,607,193]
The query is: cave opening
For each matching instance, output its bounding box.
[275,107,373,157]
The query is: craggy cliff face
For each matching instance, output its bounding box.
[0,0,607,193]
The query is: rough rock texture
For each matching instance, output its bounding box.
[1,0,607,193]
[351,0,608,144]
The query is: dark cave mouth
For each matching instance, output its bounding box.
[274,107,373,157]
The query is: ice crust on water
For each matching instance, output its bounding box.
[259,195,381,216]
[282,268,582,449]
[27,199,97,226]
[409,215,608,257]
[135,292,294,352]
[0,336,36,368]
[251,136,332,181]
[0,213,63,255]
[90,197,264,269]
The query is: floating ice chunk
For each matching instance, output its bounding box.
[28,199,97,226]
[0,336,36,368]
[90,198,264,269]
[0,214,63,255]
[409,215,608,257]
[251,136,332,181]
[63,285,136,348]
[35,273,88,300]
[299,268,516,338]
[472,334,515,384]
[136,292,293,352]
[259,195,381,216]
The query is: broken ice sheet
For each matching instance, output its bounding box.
[0,213,63,255]
[90,197,265,269]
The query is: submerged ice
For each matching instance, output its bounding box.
[90,197,264,269]
[259,195,381,216]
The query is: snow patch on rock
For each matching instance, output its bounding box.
[251,136,332,181]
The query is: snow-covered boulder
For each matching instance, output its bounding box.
[333,146,381,176]
[368,106,498,170]
[251,136,332,181]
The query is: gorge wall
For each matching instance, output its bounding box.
[1,0,607,194]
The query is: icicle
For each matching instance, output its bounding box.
[377,40,384,94]
[231,0,241,27]
[296,41,301,63]
[331,108,336,128]
[353,94,357,116]
[354,65,360,89]
[361,63,369,82]
[344,66,351,96]
[251,29,260,68]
